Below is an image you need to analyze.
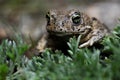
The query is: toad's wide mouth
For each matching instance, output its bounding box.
[47,30,82,36]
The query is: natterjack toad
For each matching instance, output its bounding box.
[37,9,109,53]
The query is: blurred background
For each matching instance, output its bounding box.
[0,0,120,43]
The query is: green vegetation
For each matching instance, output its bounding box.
[0,25,120,80]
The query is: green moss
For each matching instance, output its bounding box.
[0,25,120,80]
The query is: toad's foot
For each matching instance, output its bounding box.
[79,29,104,48]
[36,34,47,54]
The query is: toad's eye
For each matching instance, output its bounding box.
[72,13,81,24]
[46,12,50,25]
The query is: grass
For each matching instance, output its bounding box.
[0,25,120,80]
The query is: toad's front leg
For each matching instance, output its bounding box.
[79,29,106,48]
[36,34,48,53]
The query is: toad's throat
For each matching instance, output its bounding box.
[47,25,92,36]
[47,28,91,37]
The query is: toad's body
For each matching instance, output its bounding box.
[37,9,109,53]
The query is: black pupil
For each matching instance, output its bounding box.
[72,16,81,24]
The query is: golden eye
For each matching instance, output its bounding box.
[46,12,50,25]
[72,15,81,24]
[72,12,81,24]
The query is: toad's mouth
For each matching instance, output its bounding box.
[47,30,82,36]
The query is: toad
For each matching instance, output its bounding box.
[36,9,109,53]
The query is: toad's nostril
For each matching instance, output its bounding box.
[56,20,65,27]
